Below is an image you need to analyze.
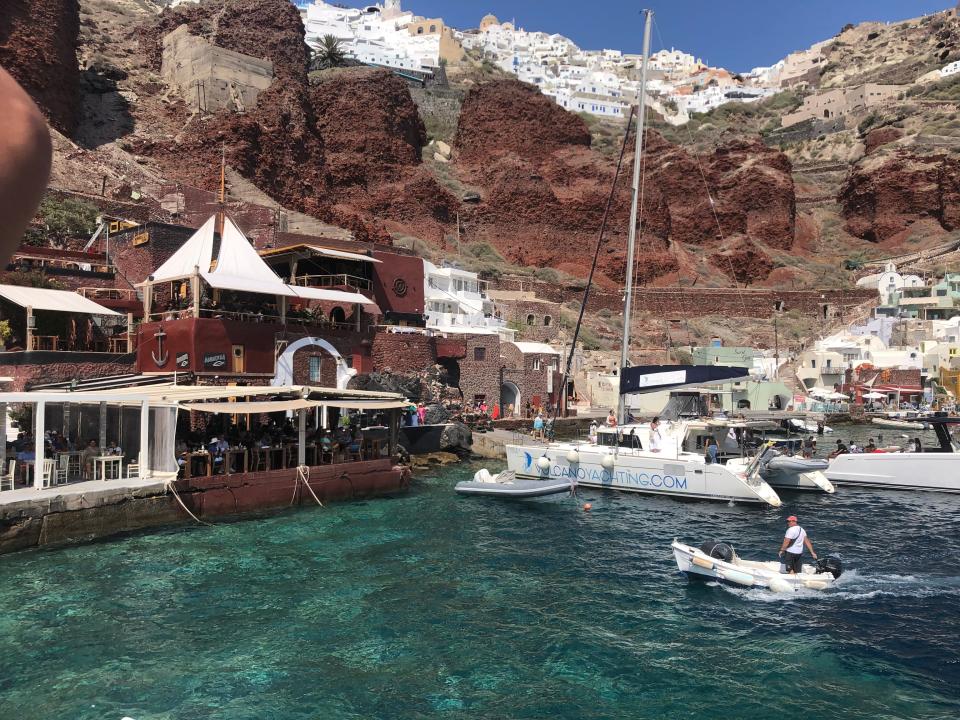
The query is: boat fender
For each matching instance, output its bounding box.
[691,555,715,570]
[566,449,580,464]
[536,456,551,472]
[719,569,754,587]
[601,454,615,470]
[767,577,793,593]
[803,580,828,590]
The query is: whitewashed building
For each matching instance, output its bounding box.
[423,261,513,339]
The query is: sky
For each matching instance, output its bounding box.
[340,0,954,72]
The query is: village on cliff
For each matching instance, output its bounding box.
[0,0,959,551]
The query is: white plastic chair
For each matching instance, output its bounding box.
[55,454,70,485]
[0,460,14,491]
[126,461,140,480]
[41,459,55,488]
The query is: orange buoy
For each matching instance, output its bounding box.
[583,503,592,511]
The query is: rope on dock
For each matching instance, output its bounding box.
[165,479,213,526]
[290,465,324,508]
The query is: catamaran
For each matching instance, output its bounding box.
[500,10,782,507]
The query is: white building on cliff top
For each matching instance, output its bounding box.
[302,0,463,72]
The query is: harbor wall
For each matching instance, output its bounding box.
[0,460,410,555]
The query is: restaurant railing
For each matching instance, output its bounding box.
[27,329,132,353]
[144,308,368,332]
[292,273,372,291]
[79,287,137,301]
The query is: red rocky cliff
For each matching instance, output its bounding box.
[454,81,795,284]
[839,151,960,242]
[137,1,456,243]
[0,0,81,135]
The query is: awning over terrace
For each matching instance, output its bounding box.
[259,244,382,264]
[288,285,378,307]
[0,284,121,315]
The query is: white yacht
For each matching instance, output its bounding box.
[826,417,960,492]
[505,418,783,506]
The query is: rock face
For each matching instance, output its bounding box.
[863,126,903,155]
[137,0,456,243]
[839,152,960,242]
[0,0,81,135]
[455,80,591,163]
[454,81,795,284]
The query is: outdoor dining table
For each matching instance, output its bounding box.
[182,452,212,479]
[93,454,123,481]
[223,447,248,475]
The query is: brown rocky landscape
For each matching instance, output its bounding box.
[2,0,959,302]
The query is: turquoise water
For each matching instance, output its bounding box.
[1,455,959,719]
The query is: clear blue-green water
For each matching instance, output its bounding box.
[2,451,959,719]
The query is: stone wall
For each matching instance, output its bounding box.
[370,332,436,373]
[456,334,501,406]
[489,275,875,319]
[108,222,197,287]
[492,297,561,342]
[161,26,274,113]
[500,343,559,412]
[0,353,136,391]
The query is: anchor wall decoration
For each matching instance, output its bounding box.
[151,326,169,366]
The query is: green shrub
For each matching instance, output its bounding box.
[24,196,99,246]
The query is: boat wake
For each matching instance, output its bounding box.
[710,569,960,602]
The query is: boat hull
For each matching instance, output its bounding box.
[455,478,573,498]
[505,443,782,506]
[826,452,960,492]
[757,457,834,493]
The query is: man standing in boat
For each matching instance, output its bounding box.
[778,515,817,574]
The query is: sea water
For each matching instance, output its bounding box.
[1,439,958,719]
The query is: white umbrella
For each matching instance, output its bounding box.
[809,387,829,397]
[827,392,849,400]
[863,391,886,399]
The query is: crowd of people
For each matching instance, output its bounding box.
[6,433,122,483]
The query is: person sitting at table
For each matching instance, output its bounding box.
[105,440,122,456]
[81,439,100,480]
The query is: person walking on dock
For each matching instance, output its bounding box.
[778,515,817,575]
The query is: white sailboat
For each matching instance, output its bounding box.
[502,10,783,507]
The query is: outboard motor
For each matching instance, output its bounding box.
[699,540,735,563]
[816,555,843,579]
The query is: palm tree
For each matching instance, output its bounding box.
[310,35,347,71]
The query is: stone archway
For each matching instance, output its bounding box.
[273,336,356,389]
[500,381,520,416]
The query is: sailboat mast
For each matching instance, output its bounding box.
[618,8,653,424]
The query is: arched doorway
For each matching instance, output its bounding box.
[273,336,356,389]
[501,381,520,416]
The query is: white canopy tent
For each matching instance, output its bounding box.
[150,215,217,283]
[0,285,120,315]
[290,285,377,307]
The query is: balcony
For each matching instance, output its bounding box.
[292,273,372,291]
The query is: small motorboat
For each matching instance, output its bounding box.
[761,452,834,492]
[871,417,928,431]
[672,539,843,592]
[788,418,832,434]
[727,448,834,492]
[455,469,575,498]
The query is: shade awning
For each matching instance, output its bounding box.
[183,398,410,413]
[307,245,381,263]
[202,272,299,297]
[184,399,322,413]
[289,285,378,307]
[0,284,121,315]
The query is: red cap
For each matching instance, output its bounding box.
[787,515,798,522]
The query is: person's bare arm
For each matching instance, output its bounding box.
[0,66,52,264]
[804,535,817,559]
[778,537,790,555]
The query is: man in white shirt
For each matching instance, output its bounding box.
[778,515,817,574]
[649,416,662,453]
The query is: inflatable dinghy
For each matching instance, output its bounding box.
[455,469,574,498]
[672,539,842,592]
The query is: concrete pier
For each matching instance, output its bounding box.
[0,460,410,555]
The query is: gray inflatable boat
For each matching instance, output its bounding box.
[455,469,574,498]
